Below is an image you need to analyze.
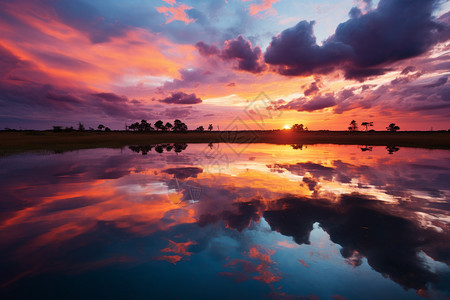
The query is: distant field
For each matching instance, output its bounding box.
[1,130,449,155]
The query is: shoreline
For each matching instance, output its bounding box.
[1,130,449,155]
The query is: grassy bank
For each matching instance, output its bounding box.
[1,130,449,155]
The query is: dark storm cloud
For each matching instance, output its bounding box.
[344,68,391,81]
[264,20,353,76]
[196,35,265,73]
[264,0,447,80]
[158,92,202,105]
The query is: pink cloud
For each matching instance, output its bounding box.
[163,0,177,5]
[156,3,195,24]
[248,0,280,16]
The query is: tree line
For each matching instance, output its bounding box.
[348,120,400,132]
[52,120,215,132]
[127,119,213,132]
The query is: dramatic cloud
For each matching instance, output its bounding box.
[264,0,447,80]
[265,20,353,76]
[196,35,265,73]
[158,92,202,105]
[0,46,152,125]
[1,0,449,130]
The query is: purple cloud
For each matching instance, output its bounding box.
[264,0,446,80]
[221,35,265,73]
[158,92,202,105]
[196,35,265,73]
[163,107,192,119]
[304,81,320,96]
[264,21,353,76]
[424,76,448,88]
[195,41,220,56]
[274,93,336,112]
[162,68,231,91]
[0,46,153,128]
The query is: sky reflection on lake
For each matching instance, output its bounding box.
[0,144,449,299]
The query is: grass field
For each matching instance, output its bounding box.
[1,130,449,155]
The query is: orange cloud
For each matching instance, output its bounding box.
[0,0,194,95]
[156,3,195,24]
[277,240,300,249]
[298,259,310,268]
[161,239,197,256]
[249,0,280,16]
[154,255,183,265]
[163,0,177,5]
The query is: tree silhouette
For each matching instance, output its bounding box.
[196,126,204,131]
[128,122,138,131]
[361,122,373,131]
[386,123,400,132]
[348,120,358,131]
[138,120,154,131]
[208,124,213,131]
[78,122,85,131]
[165,122,173,131]
[291,124,304,131]
[154,120,164,131]
[173,119,188,132]
[104,127,111,132]
[97,124,105,131]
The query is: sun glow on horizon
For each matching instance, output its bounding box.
[283,125,291,130]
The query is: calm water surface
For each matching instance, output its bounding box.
[0,143,449,299]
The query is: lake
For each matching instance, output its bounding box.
[0,143,449,299]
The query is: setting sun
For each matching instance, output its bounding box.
[283,125,291,130]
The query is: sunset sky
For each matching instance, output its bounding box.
[0,0,449,130]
